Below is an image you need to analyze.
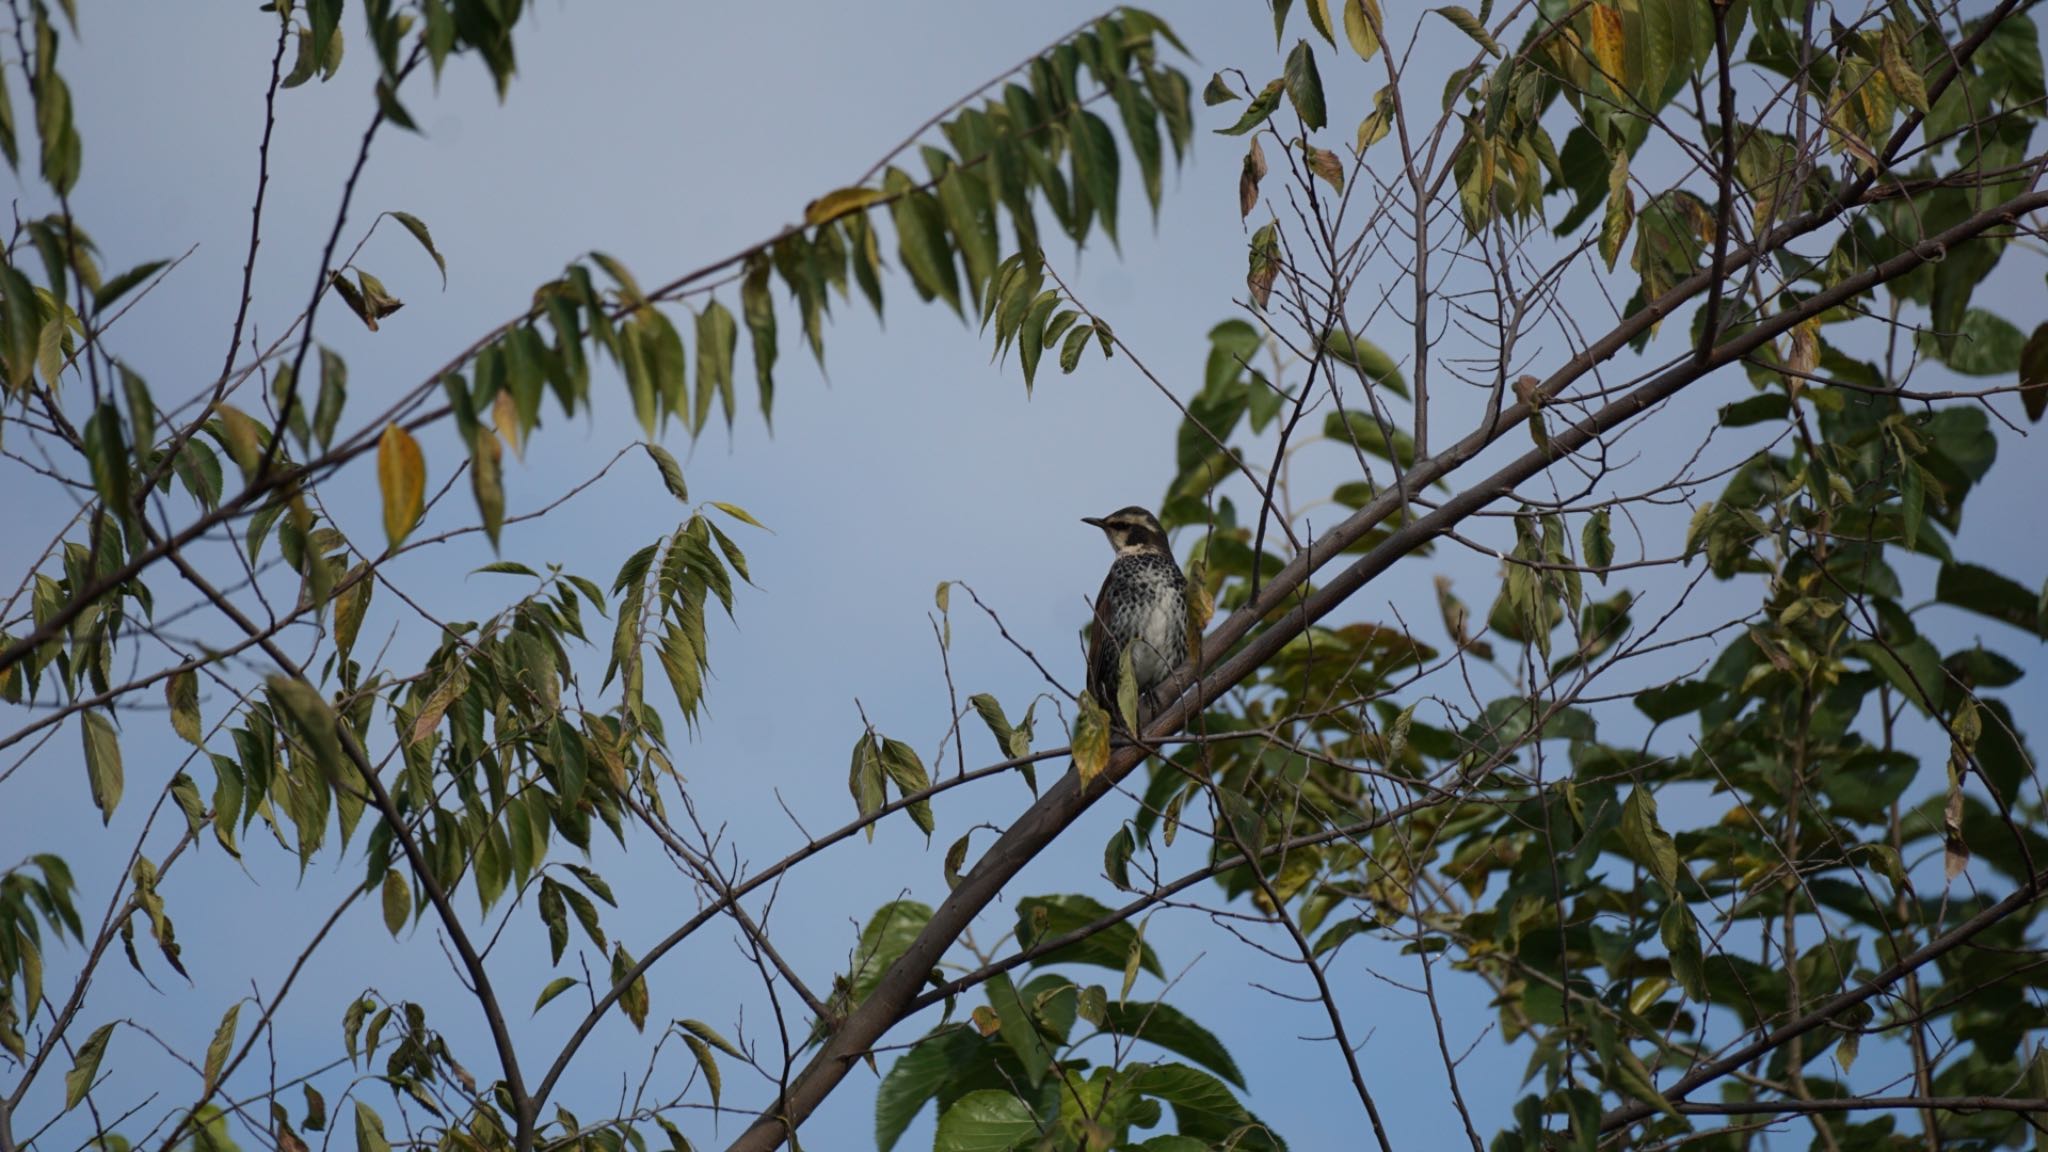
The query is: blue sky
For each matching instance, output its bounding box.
[4,3,2044,1150]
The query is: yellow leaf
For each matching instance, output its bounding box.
[492,389,522,461]
[1073,694,1111,788]
[1343,0,1383,60]
[1589,4,1626,84]
[376,423,425,549]
[214,402,266,477]
[802,186,886,227]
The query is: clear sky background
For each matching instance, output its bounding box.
[4,3,2044,1150]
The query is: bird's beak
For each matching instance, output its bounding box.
[1081,516,1108,529]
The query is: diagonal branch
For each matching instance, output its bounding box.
[718,183,2048,1152]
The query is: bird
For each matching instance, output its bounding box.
[1082,506,1189,718]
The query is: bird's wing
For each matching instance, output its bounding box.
[1085,567,1119,703]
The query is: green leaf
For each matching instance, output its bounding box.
[1202,72,1238,104]
[1283,41,1327,131]
[381,869,409,937]
[1018,290,1059,390]
[1921,308,2026,376]
[695,298,738,433]
[1216,78,1284,136]
[1619,787,1682,896]
[532,976,578,1015]
[1321,329,1409,398]
[1071,109,1122,245]
[741,256,777,425]
[1661,903,1706,1000]
[1582,509,1613,583]
[1014,893,1163,979]
[1933,557,2048,635]
[1634,679,1722,723]
[471,428,505,550]
[1101,1001,1245,1087]
[611,944,650,1031]
[64,1022,113,1109]
[170,773,205,836]
[93,260,168,313]
[851,900,932,1004]
[886,168,962,315]
[680,1018,745,1059]
[353,1102,390,1152]
[849,732,887,840]
[203,1001,239,1095]
[933,1090,1038,1152]
[166,668,202,745]
[81,710,122,824]
[385,212,446,288]
[1434,6,1502,55]
[643,442,687,503]
[1131,1063,1266,1143]
[876,1029,980,1152]
[266,676,343,782]
[313,347,347,451]
[879,736,935,836]
[1851,637,1946,715]
[682,1031,722,1106]
[984,973,1051,1086]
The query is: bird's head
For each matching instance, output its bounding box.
[1082,506,1170,556]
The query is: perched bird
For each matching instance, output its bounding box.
[1083,506,1189,715]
